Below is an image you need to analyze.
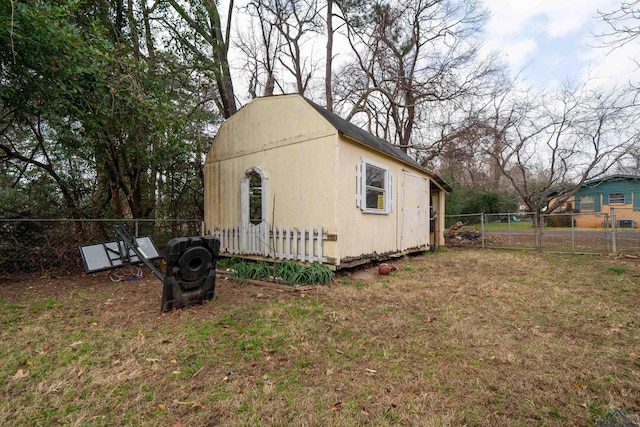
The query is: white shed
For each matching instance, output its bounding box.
[204,94,450,269]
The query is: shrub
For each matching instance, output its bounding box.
[220,259,334,285]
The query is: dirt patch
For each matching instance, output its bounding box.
[339,265,380,282]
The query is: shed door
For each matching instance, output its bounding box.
[399,171,429,251]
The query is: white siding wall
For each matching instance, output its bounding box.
[334,138,432,264]
[205,95,340,262]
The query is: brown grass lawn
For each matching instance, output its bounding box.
[1,250,639,426]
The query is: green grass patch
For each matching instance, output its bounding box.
[0,250,638,426]
[480,221,534,231]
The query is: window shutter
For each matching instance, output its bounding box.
[594,194,601,212]
[603,194,609,205]
[634,193,640,211]
[355,163,362,208]
[625,193,632,204]
[387,173,394,213]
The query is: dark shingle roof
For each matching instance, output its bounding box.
[583,174,640,187]
[302,97,451,192]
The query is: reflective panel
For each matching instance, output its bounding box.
[80,237,161,273]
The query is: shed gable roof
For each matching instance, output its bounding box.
[301,97,451,192]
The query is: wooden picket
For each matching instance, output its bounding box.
[212,224,328,263]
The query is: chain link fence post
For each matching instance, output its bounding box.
[481,213,485,248]
[611,208,617,255]
[538,213,543,252]
[571,211,575,253]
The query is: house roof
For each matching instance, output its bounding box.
[583,174,640,188]
[302,97,452,192]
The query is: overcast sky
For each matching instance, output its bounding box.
[482,0,637,88]
[224,0,638,98]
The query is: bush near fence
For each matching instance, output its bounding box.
[0,219,203,275]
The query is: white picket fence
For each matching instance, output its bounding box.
[212,223,328,263]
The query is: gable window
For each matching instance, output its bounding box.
[357,159,393,214]
[580,195,595,211]
[609,193,625,204]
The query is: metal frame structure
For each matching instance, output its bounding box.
[80,225,219,312]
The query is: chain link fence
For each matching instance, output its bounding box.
[611,208,640,255]
[445,209,640,256]
[0,219,203,275]
[3,210,639,275]
[541,212,610,254]
[484,212,539,251]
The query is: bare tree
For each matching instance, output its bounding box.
[237,2,283,98]
[617,145,640,175]
[334,0,502,153]
[594,1,640,106]
[596,0,640,51]
[488,83,637,215]
[243,0,324,96]
[435,79,535,191]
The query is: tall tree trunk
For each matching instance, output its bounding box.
[325,0,333,111]
[167,0,238,118]
[207,0,237,117]
[126,0,140,60]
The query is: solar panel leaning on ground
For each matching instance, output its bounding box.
[79,225,220,312]
[80,236,161,273]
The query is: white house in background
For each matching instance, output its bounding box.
[204,94,450,269]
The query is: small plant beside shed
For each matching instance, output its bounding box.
[217,257,335,285]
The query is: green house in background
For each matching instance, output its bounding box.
[560,174,640,228]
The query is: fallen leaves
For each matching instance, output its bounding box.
[173,399,203,409]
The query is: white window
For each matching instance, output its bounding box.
[580,195,595,211]
[241,167,268,225]
[609,193,625,204]
[248,172,263,224]
[356,159,393,214]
